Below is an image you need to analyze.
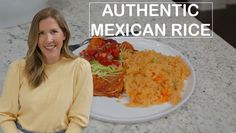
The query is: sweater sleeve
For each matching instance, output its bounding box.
[0,61,21,133]
[66,58,93,133]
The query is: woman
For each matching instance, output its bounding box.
[0,7,93,133]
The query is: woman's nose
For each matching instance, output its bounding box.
[45,33,53,43]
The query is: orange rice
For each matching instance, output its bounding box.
[123,50,191,107]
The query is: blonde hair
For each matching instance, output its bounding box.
[25,7,77,88]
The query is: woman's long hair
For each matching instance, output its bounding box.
[25,7,76,88]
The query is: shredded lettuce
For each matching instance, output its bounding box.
[119,48,125,65]
[90,60,121,80]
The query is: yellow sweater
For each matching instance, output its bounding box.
[0,57,93,133]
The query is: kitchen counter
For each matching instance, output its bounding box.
[0,0,235,133]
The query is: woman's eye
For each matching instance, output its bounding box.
[39,32,44,36]
[51,30,58,34]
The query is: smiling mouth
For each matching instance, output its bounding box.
[45,45,56,50]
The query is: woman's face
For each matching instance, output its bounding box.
[38,17,65,64]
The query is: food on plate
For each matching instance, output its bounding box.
[80,36,134,97]
[93,74,124,97]
[80,36,191,107]
[123,50,191,107]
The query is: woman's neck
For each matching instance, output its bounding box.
[43,56,62,64]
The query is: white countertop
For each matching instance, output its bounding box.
[0,0,235,133]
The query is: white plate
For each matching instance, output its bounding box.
[74,37,196,123]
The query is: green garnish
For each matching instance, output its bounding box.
[119,48,125,65]
[90,60,121,80]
